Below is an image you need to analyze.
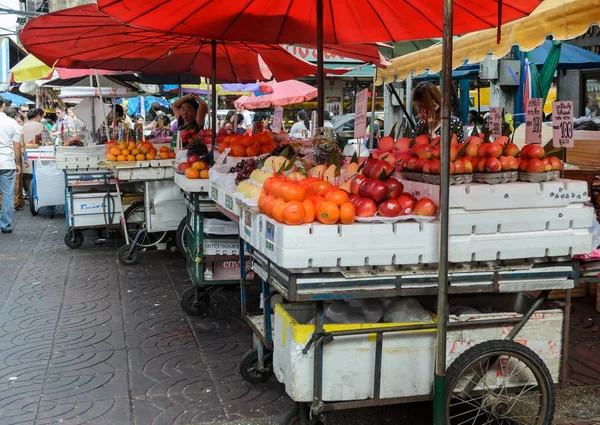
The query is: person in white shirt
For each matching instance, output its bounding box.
[323,110,334,128]
[0,97,22,233]
[289,110,310,139]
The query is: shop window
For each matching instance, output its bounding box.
[583,76,600,117]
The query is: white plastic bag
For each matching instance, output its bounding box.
[34,157,64,208]
[383,298,432,323]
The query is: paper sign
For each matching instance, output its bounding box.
[354,88,369,139]
[271,106,283,134]
[552,101,574,148]
[489,107,502,138]
[310,110,317,138]
[525,98,543,144]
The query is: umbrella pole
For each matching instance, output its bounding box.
[433,0,453,423]
[211,40,217,151]
[316,0,324,128]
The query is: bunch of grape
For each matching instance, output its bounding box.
[66,139,83,147]
[187,142,210,162]
[231,158,258,184]
[270,144,294,158]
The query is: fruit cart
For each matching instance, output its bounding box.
[174,172,250,316]
[25,146,63,218]
[109,160,186,265]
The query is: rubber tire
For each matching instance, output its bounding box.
[180,287,210,316]
[446,339,556,425]
[49,207,55,219]
[175,217,188,257]
[239,349,274,384]
[118,244,139,266]
[279,406,322,425]
[64,231,84,249]
[29,196,38,216]
[124,200,167,248]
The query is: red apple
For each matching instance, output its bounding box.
[431,145,441,159]
[188,154,200,164]
[477,144,488,158]
[453,158,465,174]
[349,194,362,207]
[178,162,191,172]
[476,158,486,173]
[358,178,375,198]
[463,158,474,174]
[362,158,379,177]
[198,129,207,138]
[498,156,511,171]
[503,142,520,157]
[350,174,368,195]
[218,128,228,136]
[508,156,519,170]
[486,142,503,158]
[422,160,431,174]
[494,135,509,146]
[384,178,404,199]
[378,136,395,153]
[397,193,416,215]
[429,159,441,175]
[365,179,391,203]
[378,199,403,217]
[413,158,427,172]
[394,138,411,152]
[484,157,502,173]
[549,157,563,171]
[518,159,529,172]
[414,135,430,146]
[416,144,432,159]
[528,145,545,160]
[520,144,532,159]
[527,158,546,173]
[542,158,553,171]
[370,160,395,180]
[449,146,458,162]
[355,198,378,217]
[414,197,438,216]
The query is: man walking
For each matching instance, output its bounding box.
[0,96,22,233]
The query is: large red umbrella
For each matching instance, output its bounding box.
[19,5,386,83]
[98,0,542,44]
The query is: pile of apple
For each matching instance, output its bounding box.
[348,158,437,218]
[177,154,209,179]
[518,144,563,173]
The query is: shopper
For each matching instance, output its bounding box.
[221,110,235,133]
[412,81,464,142]
[21,109,45,197]
[4,107,24,210]
[152,114,173,139]
[67,108,85,131]
[323,110,334,129]
[0,96,22,233]
[52,108,74,137]
[18,103,30,122]
[172,93,208,133]
[289,110,310,139]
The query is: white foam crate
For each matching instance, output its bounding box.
[174,172,210,193]
[239,205,260,247]
[450,204,594,235]
[209,182,241,217]
[274,302,562,402]
[203,238,240,255]
[56,146,105,170]
[114,166,174,181]
[400,178,589,210]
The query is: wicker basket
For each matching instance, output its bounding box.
[421,173,473,185]
[473,171,518,184]
[399,171,425,182]
[518,170,558,183]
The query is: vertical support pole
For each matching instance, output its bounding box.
[369,66,378,149]
[239,237,247,318]
[433,0,454,424]
[316,0,324,128]
[211,40,218,151]
[561,266,575,388]
[406,72,414,117]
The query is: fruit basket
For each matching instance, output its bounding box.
[399,171,425,182]
[519,170,560,183]
[473,171,518,184]
[421,173,473,185]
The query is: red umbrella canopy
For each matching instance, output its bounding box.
[98,0,543,44]
[19,5,385,83]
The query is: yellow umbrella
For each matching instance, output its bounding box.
[9,54,54,82]
[376,0,600,83]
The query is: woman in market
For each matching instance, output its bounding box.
[412,81,464,142]
[20,108,45,200]
[152,113,173,139]
[172,93,208,133]
[289,109,310,139]
[3,107,24,210]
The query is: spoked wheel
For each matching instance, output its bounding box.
[239,349,274,384]
[124,200,167,248]
[180,287,210,316]
[64,231,84,249]
[280,405,323,425]
[118,244,139,266]
[175,217,189,257]
[29,196,38,216]
[446,340,555,425]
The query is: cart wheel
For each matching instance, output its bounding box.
[49,207,55,219]
[446,340,555,425]
[29,197,38,216]
[280,406,322,425]
[64,231,84,249]
[118,244,139,266]
[180,287,210,316]
[124,200,167,248]
[175,217,189,256]
[239,349,274,383]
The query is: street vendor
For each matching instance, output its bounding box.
[171,93,208,134]
[412,82,464,142]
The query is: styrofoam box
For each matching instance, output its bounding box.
[209,182,241,217]
[174,172,210,193]
[239,205,261,248]
[400,179,589,210]
[71,192,123,227]
[249,214,592,269]
[56,146,105,170]
[203,238,241,256]
[114,166,174,181]
[274,303,563,402]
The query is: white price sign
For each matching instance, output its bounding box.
[552,101,574,148]
[525,98,543,144]
[271,106,283,134]
[489,107,502,138]
[354,88,369,139]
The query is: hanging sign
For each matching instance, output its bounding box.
[271,106,283,134]
[489,107,503,138]
[525,98,543,144]
[552,101,574,148]
[354,88,369,139]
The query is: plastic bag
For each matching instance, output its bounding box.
[34,158,64,208]
[383,298,431,323]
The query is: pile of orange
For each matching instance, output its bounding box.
[258,175,356,226]
[217,132,277,157]
[105,141,176,162]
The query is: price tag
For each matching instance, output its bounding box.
[552,101,574,148]
[354,88,369,139]
[525,98,543,144]
[271,106,283,134]
[489,107,502,138]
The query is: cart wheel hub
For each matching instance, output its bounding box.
[492,402,509,417]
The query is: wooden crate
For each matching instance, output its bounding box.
[566,131,600,168]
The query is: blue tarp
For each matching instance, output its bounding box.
[0,91,33,106]
[116,95,170,117]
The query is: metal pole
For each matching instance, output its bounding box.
[316,0,324,128]
[94,70,107,134]
[368,66,377,149]
[406,72,414,116]
[433,0,454,423]
[211,40,217,151]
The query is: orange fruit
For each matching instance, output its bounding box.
[121,149,130,156]
[272,199,287,223]
[325,189,350,207]
[223,136,232,145]
[310,195,325,211]
[117,142,127,150]
[192,161,206,171]
[246,143,260,157]
[263,195,277,217]
[168,152,176,159]
[159,152,169,159]
[140,147,150,155]
[110,147,122,156]
[135,153,146,161]
[276,182,294,200]
[230,144,246,157]
[257,134,272,146]
[258,193,268,212]
[283,185,307,203]
[106,154,117,162]
[311,180,332,196]
[159,146,169,153]
[263,177,280,196]
[146,152,156,160]
[128,142,136,151]
[126,154,136,162]
[230,135,242,145]
[199,170,209,179]
[185,168,200,179]
[261,145,273,155]
[339,202,356,224]
[282,201,306,225]
[131,148,140,156]
[218,143,229,153]
[316,201,340,225]
[117,154,126,162]
[302,199,315,223]
[241,136,254,147]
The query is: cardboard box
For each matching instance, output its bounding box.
[211,259,253,281]
[566,131,600,167]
